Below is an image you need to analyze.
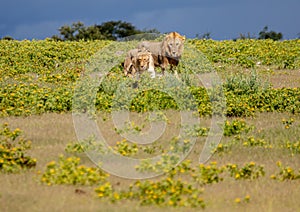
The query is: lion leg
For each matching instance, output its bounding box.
[148,56,156,78]
[170,64,180,79]
[161,56,170,76]
[147,68,155,78]
[174,69,179,79]
[123,58,132,77]
[169,59,180,79]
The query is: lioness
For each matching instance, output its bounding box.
[137,32,185,76]
[123,47,155,79]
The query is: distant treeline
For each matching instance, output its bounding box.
[1,20,297,41]
[51,20,159,41]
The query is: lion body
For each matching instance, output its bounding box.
[137,32,185,75]
[123,48,155,78]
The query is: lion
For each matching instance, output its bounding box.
[137,32,185,77]
[123,47,155,79]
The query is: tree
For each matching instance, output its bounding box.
[52,20,159,41]
[99,21,141,40]
[1,36,14,40]
[76,24,105,41]
[52,22,88,41]
[258,26,283,41]
[61,22,84,41]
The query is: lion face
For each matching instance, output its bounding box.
[136,53,151,71]
[163,32,185,59]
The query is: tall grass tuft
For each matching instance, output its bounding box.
[224,70,270,94]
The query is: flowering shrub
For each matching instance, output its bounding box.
[183,124,209,137]
[211,143,231,154]
[113,139,138,156]
[95,182,113,198]
[192,161,225,185]
[282,117,295,129]
[65,136,106,154]
[226,162,265,180]
[40,155,109,186]
[95,159,206,208]
[135,137,193,173]
[282,141,300,155]
[271,161,300,181]
[242,136,270,148]
[223,119,252,136]
[120,178,205,208]
[0,123,36,173]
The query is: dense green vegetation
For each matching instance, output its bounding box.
[0,39,299,117]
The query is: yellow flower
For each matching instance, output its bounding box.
[234,198,241,203]
[183,139,190,143]
[170,187,176,193]
[113,192,120,200]
[47,161,56,166]
[210,161,217,165]
[249,161,256,166]
[244,195,250,202]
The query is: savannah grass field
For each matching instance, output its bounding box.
[0,38,300,211]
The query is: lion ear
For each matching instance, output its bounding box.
[181,35,186,41]
[139,46,148,52]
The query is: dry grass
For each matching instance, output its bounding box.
[1,65,299,211]
[0,110,300,211]
[267,69,300,88]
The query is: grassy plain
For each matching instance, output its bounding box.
[1,70,300,211]
[0,38,299,211]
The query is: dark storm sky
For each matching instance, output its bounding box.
[0,0,299,40]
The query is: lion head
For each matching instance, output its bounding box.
[162,32,186,59]
[135,48,154,72]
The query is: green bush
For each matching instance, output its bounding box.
[0,123,36,173]
[40,155,109,186]
[190,39,300,69]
